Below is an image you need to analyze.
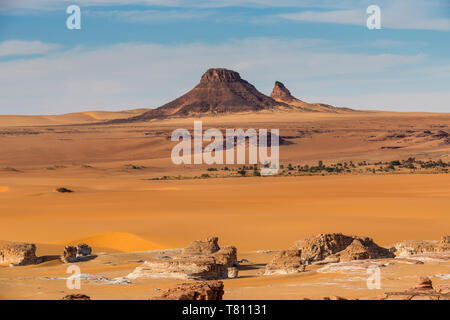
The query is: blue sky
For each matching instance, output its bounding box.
[0,0,449,114]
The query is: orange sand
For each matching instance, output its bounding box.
[0,110,449,299]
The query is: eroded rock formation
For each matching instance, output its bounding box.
[265,249,305,275]
[291,233,394,264]
[390,235,450,256]
[377,277,450,300]
[76,243,92,257]
[0,242,37,266]
[265,233,394,275]
[127,237,238,280]
[126,68,286,121]
[61,245,78,263]
[152,281,224,300]
[183,237,220,256]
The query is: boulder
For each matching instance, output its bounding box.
[0,242,37,266]
[152,281,224,300]
[435,284,450,294]
[414,277,433,290]
[227,267,239,279]
[76,243,92,257]
[183,237,220,256]
[377,277,450,300]
[61,294,91,300]
[265,249,305,275]
[322,296,347,300]
[61,245,78,263]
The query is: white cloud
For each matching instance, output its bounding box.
[306,92,450,113]
[0,40,60,57]
[279,0,450,31]
[0,38,447,115]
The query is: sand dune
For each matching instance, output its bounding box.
[0,108,148,127]
[64,232,161,253]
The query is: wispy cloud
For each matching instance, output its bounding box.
[0,40,60,57]
[279,0,450,31]
[0,38,446,115]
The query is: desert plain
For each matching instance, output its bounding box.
[0,110,449,300]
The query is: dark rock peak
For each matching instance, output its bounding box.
[200,68,242,83]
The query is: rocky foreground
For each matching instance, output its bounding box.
[1,233,449,300]
[126,237,238,280]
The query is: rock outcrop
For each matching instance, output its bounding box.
[265,233,394,274]
[265,249,305,275]
[438,235,450,252]
[125,68,287,122]
[377,277,450,300]
[61,245,78,263]
[291,233,394,265]
[61,294,91,300]
[390,235,450,256]
[183,237,220,256]
[76,243,92,257]
[127,237,238,280]
[270,81,299,104]
[152,281,224,300]
[0,242,37,266]
[270,81,345,112]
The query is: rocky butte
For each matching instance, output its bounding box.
[113,68,350,123]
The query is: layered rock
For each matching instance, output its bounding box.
[270,81,299,104]
[0,242,37,266]
[183,237,220,256]
[265,249,305,275]
[390,235,450,256]
[265,233,394,274]
[377,277,450,300]
[126,68,287,121]
[291,233,394,265]
[127,237,238,280]
[152,281,224,300]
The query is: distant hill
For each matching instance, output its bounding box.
[270,81,350,113]
[0,108,149,127]
[122,68,350,122]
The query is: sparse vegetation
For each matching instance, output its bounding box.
[125,164,145,170]
[145,158,450,181]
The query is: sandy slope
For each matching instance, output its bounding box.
[0,172,449,252]
[0,108,148,126]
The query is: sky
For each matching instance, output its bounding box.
[0,0,449,115]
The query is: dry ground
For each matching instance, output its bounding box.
[0,110,449,299]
